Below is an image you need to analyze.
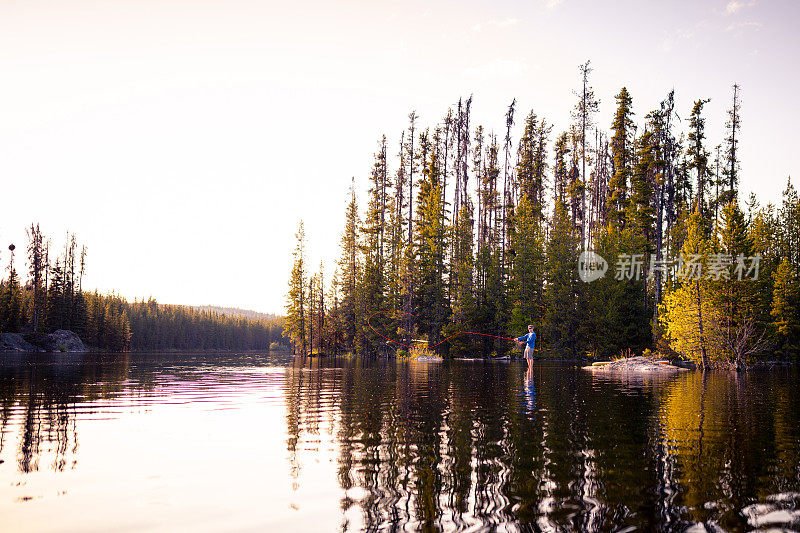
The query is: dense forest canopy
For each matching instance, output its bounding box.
[0,225,289,352]
[285,66,800,368]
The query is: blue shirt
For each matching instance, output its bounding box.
[517,331,536,349]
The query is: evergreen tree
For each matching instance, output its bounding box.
[361,141,391,354]
[515,110,551,223]
[388,132,407,314]
[542,199,580,356]
[553,132,570,205]
[338,181,363,353]
[721,83,742,203]
[412,129,449,350]
[771,259,799,361]
[777,178,800,266]
[629,128,657,251]
[446,203,477,356]
[687,99,712,223]
[567,126,584,236]
[510,196,546,349]
[711,201,763,366]
[284,221,308,355]
[572,60,600,246]
[26,224,46,332]
[608,87,634,228]
[1,264,22,333]
[47,262,66,331]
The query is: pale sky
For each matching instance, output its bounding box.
[0,0,797,314]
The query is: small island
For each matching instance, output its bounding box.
[583,356,688,373]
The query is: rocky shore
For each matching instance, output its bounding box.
[0,330,87,353]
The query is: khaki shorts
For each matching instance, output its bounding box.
[524,345,534,359]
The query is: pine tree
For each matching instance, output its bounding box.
[405,111,418,246]
[1,264,22,333]
[629,127,657,253]
[327,268,343,355]
[338,181,363,353]
[542,199,580,356]
[446,203,477,356]
[412,128,449,349]
[687,99,712,223]
[47,262,66,331]
[572,60,599,246]
[567,126,584,236]
[388,132,407,314]
[516,110,551,223]
[361,140,391,354]
[771,259,799,361]
[284,221,308,355]
[26,224,46,332]
[608,87,634,228]
[553,132,570,205]
[721,83,742,204]
[777,178,800,266]
[510,195,546,348]
[711,201,763,365]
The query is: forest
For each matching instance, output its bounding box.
[0,225,288,352]
[285,63,800,369]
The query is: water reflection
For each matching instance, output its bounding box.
[0,353,130,474]
[285,359,800,531]
[0,354,797,531]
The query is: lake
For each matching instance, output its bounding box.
[1,353,798,532]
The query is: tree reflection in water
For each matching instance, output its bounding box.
[0,354,797,531]
[285,358,800,531]
[0,353,131,474]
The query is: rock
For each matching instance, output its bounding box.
[0,333,41,352]
[23,330,87,353]
[583,356,687,373]
[413,355,444,362]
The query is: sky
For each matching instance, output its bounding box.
[0,0,797,315]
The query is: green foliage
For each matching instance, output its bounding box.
[542,200,581,357]
[687,99,712,221]
[412,129,449,349]
[284,221,307,355]
[284,83,797,365]
[771,259,800,361]
[124,296,281,351]
[0,268,22,333]
[510,196,546,347]
[608,87,634,228]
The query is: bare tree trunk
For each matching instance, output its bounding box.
[407,112,417,245]
[308,278,314,354]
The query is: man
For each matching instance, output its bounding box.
[516,325,536,367]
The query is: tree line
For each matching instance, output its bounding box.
[285,63,800,368]
[0,225,288,351]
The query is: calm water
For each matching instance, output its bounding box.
[0,353,798,532]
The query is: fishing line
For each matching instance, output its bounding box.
[367,311,519,349]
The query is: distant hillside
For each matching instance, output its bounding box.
[191,305,281,321]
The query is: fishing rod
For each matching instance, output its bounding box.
[367,311,520,349]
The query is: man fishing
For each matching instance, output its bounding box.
[516,325,536,367]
